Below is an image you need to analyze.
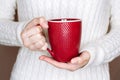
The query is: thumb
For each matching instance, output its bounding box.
[39,17,49,29]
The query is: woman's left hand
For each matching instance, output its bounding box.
[39,51,90,71]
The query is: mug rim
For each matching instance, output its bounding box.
[48,18,81,23]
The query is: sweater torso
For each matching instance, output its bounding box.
[11,0,111,80]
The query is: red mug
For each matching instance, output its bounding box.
[47,18,82,62]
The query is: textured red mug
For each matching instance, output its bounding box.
[47,18,82,62]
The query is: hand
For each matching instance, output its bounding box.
[21,17,48,51]
[39,51,90,71]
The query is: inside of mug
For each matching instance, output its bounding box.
[49,18,81,22]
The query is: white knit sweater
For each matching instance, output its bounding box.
[0,0,120,80]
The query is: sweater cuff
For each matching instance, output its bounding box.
[17,20,31,46]
[80,43,105,68]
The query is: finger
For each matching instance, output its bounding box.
[70,57,87,70]
[40,55,82,71]
[22,37,31,47]
[22,34,45,48]
[71,57,82,64]
[26,18,41,30]
[21,27,42,46]
[39,17,48,29]
[79,51,90,66]
[28,37,46,50]
[40,43,48,50]
[81,51,90,61]
[29,45,42,51]
[71,52,90,67]
[23,26,42,38]
[29,45,36,51]
[29,34,45,43]
[34,41,46,50]
[39,55,70,69]
[26,41,46,51]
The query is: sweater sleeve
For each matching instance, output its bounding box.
[0,0,29,47]
[81,0,120,67]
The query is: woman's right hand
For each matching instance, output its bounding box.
[21,17,48,51]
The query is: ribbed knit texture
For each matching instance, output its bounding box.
[0,0,120,80]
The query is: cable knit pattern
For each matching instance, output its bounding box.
[0,0,120,80]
